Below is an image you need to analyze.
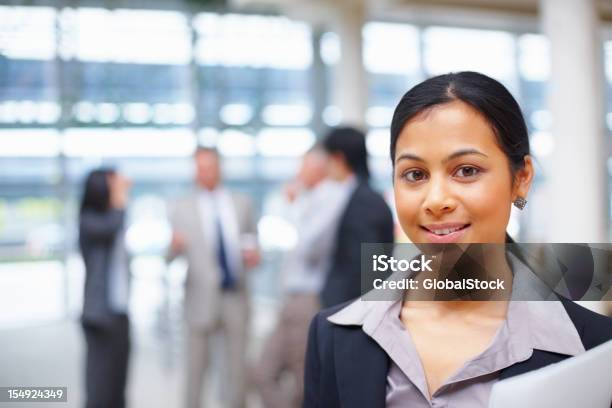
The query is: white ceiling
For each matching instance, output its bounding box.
[229,0,612,22]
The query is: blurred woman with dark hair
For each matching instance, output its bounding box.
[319,127,395,308]
[79,168,132,408]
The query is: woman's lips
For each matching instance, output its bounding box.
[420,224,470,243]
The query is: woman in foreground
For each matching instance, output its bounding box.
[302,71,612,408]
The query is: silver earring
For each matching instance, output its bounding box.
[513,197,527,210]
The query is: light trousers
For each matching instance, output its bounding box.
[186,292,248,408]
[253,294,320,408]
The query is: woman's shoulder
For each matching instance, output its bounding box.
[312,301,354,327]
[309,300,366,341]
[559,297,612,349]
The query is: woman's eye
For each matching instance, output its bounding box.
[403,169,428,182]
[454,166,480,178]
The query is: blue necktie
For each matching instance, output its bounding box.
[215,213,235,290]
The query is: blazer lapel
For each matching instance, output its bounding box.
[333,334,571,404]
[189,195,208,244]
[500,349,570,380]
[334,325,389,408]
[186,195,216,267]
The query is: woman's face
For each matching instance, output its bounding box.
[393,100,533,244]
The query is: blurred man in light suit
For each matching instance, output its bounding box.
[167,147,260,408]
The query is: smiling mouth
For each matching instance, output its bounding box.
[421,224,471,236]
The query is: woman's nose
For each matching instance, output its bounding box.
[423,177,456,216]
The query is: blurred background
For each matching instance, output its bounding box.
[0,0,611,407]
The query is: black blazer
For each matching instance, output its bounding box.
[79,209,126,326]
[303,297,612,408]
[320,181,394,308]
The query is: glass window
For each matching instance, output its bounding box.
[0,6,58,109]
[423,26,515,84]
[363,22,420,75]
[62,128,196,158]
[194,13,312,69]
[0,6,56,60]
[363,22,422,184]
[60,8,191,64]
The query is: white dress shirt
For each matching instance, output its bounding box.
[283,176,358,294]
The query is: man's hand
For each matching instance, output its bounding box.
[242,248,260,270]
[170,231,186,254]
[284,181,301,203]
[109,173,132,209]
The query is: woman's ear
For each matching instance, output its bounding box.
[513,155,535,200]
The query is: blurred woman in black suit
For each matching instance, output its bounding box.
[79,168,131,408]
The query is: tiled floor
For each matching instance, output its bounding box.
[0,306,276,408]
[0,257,279,408]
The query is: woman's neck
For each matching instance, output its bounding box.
[402,246,514,317]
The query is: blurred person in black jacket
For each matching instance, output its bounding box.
[319,127,395,308]
[79,168,132,408]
